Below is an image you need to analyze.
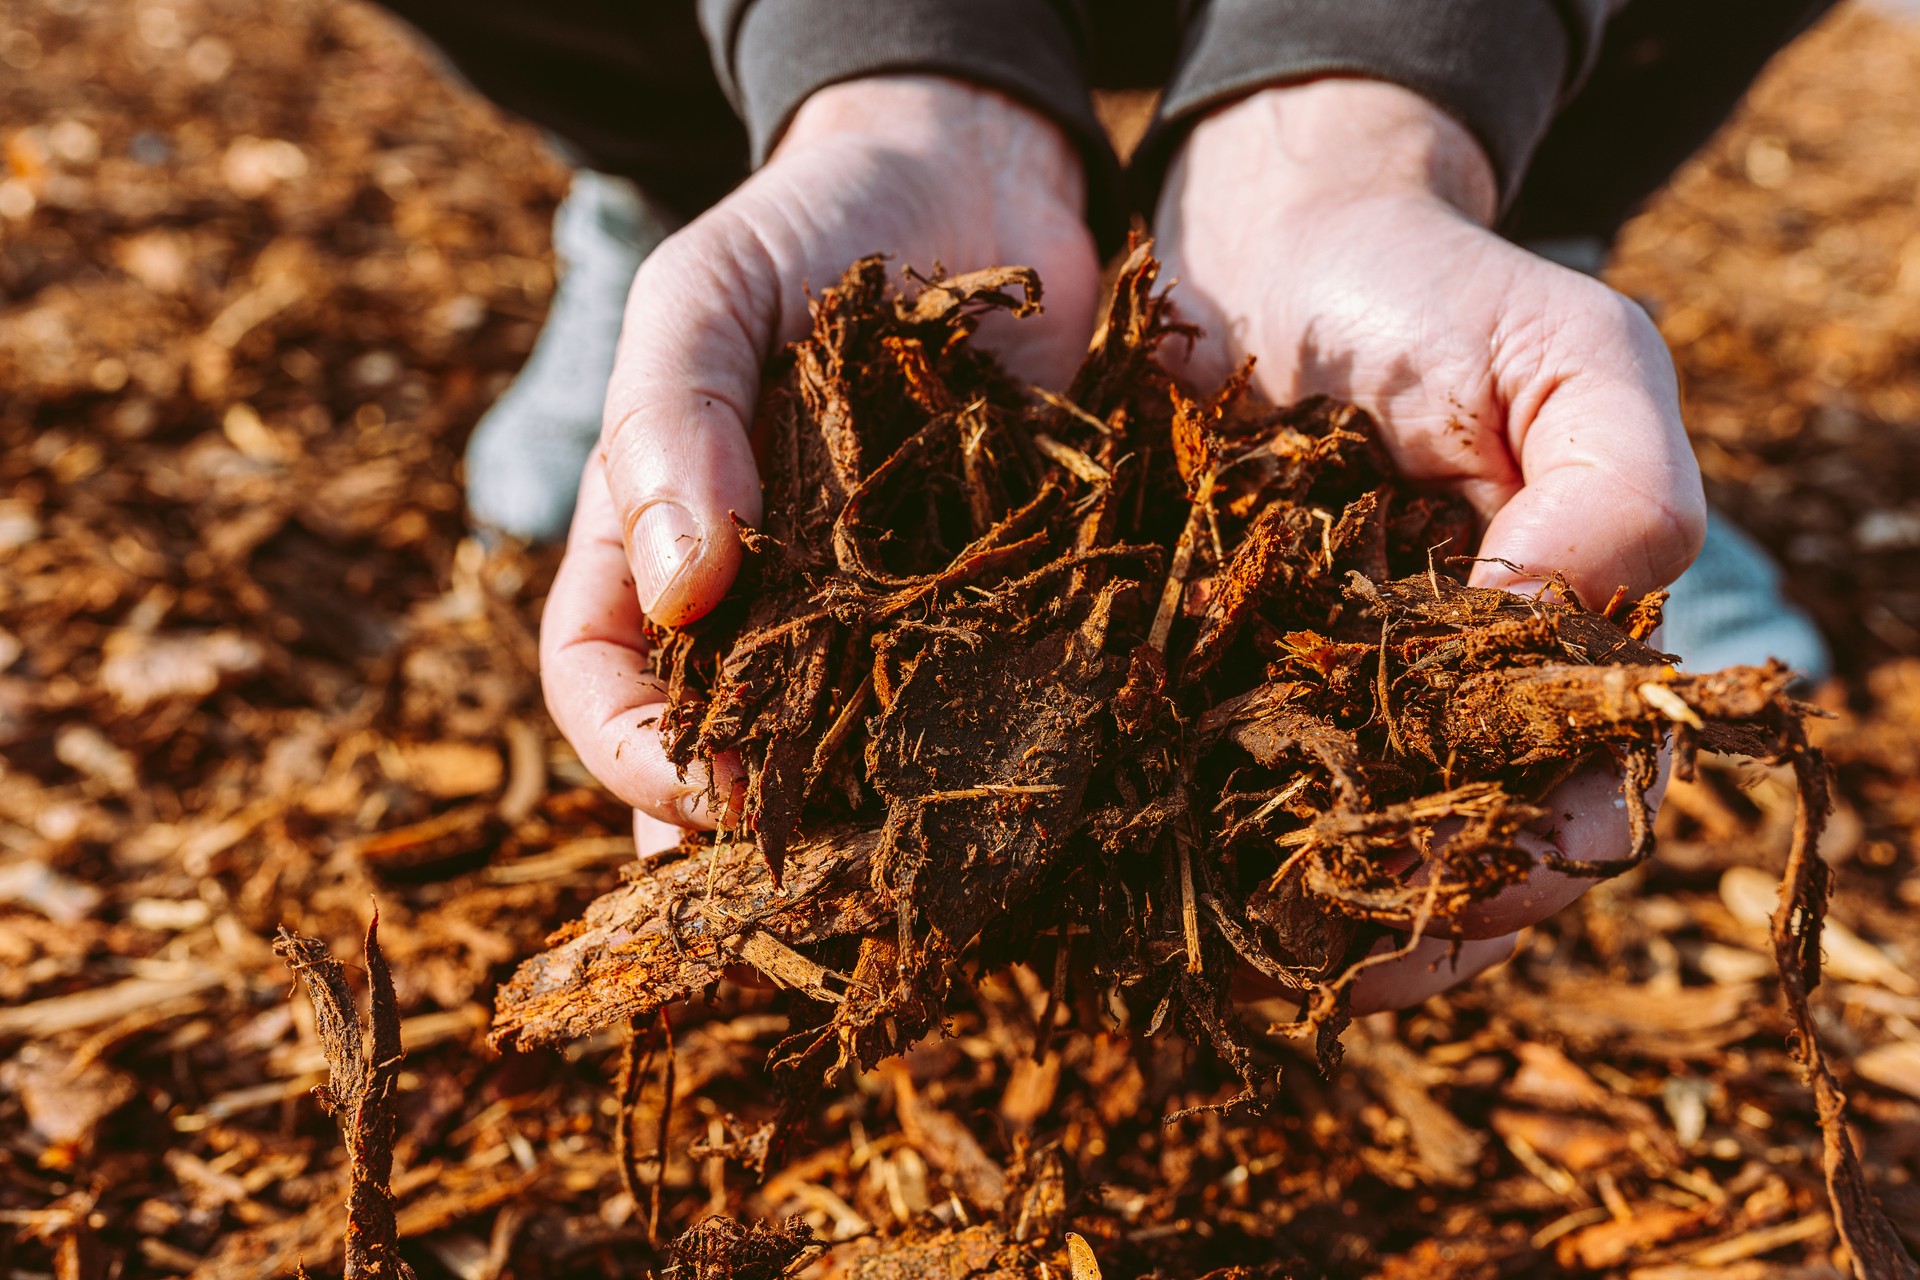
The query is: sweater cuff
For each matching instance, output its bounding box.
[701,0,1126,252]
[1137,0,1597,213]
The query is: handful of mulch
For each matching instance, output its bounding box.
[483,247,1908,1272]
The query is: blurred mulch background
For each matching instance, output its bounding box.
[2,0,1919,1275]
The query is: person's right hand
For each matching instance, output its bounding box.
[539,76,1101,836]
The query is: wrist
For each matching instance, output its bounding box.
[779,75,1086,211]
[1175,79,1497,226]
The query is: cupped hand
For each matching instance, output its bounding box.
[1155,79,1706,1011]
[540,76,1102,834]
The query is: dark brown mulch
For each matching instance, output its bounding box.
[3,1,1917,1277]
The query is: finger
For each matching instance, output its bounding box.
[1473,283,1706,605]
[1389,756,1670,940]
[1350,931,1518,1015]
[633,809,687,860]
[541,456,744,826]
[600,216,772,627]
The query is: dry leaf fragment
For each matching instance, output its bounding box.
[666,1214,821,1280]
[0,972,221,1039]
[0,860,103,923]
[100,629,264,711]
[1556,1205,1710,1270]
[1066,1231,1103,1280]
[53,724,139,793]
[0,1043,136,1168]
[382,740,503,799]
[1722,866,1917,993]
[1855,1041,1920,1104]
[885,1062,1008,1214]
[1345,1024,1486,1184]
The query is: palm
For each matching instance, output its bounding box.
[1161,195,1698,607]
[706,142,1102,387]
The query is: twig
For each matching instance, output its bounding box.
[1175,820,1203,975]
[273,908,415,1280]
[1033,432,1110,484]
[615,1014,653,1212]
[804,674,874,801]
[1028,385,1112,434]
[731,929,856,1004]
[1769,720,1919,1279]
[918,784,1064,800]
[1150,472,1215,653]
[1034,926,1072,1062]
[650,1008,675,1248]
[1377,617,1408,756]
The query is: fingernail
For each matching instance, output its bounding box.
[627,501,702,616]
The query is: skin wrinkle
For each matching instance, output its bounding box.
[765,84,1093,381]
[1497,336,1591,454]
[606,374,760,456]
[1495,394,1703,590]
[1267,289,1517,518]
[541,459,713,822]
[1493,289,1672,465]
[720,205,802,366]
[614,242,770,431]
[747,163,863,345]
[1483,258,1558,404]
[1170,92,1696,607]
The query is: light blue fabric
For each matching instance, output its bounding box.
[1662,509,1831,683]
[465,171,675,541]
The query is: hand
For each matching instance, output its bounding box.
[540,76,1101,837]
[1155,80,1706,1011]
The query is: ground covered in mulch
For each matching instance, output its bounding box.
[2,1,1919,1277]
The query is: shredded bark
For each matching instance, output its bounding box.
[11,6,1920,1271]
[274,911,415,1280]
[493,246,1911,1270]
[666,1213,821,1280]
[1770,722,1920,1279]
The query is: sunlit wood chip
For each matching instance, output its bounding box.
[1637,681,1705,729]
[1066,1231,1103,1280]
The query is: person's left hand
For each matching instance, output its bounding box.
[535,76,1102,854]
[1155,79,1706,1012]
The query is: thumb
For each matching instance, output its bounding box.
[600,221,773,626]
[1472,288,1705,606]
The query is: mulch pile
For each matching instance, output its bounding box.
[1610,7,1920,677]
[3,0,1918,1277]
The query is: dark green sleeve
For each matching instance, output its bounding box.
[1137,0,1611,211]
[697,0,1126,248]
